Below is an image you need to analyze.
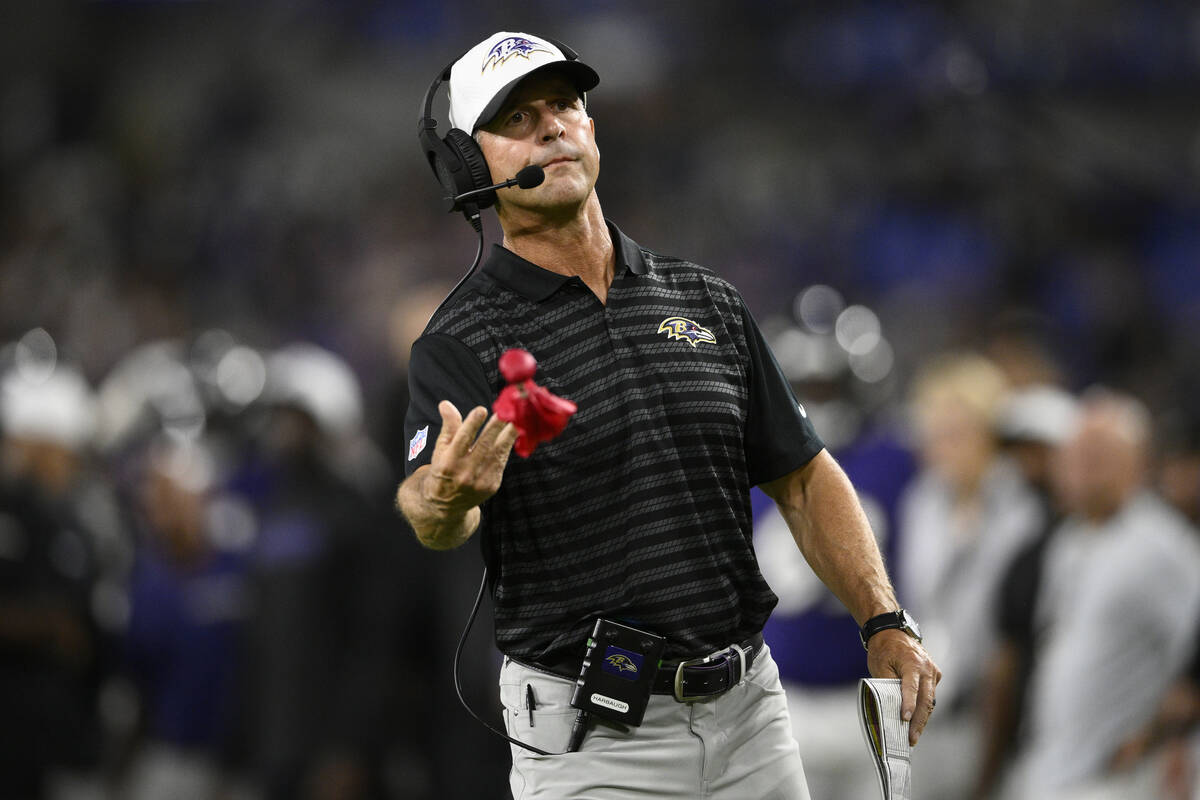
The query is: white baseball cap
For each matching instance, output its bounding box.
[996,385,1080,445]
[448,31,600,133]
[1,365,98,451]
[264,343,363,438]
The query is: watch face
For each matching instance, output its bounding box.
[901,610,921,640]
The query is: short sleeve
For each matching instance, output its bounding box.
[740,300,824,485]
[403,333,493,476]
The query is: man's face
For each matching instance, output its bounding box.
[475,72,599,217]
[1053,408,1145,521]
[913,393,995,491]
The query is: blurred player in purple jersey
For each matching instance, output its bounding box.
[753,294,917,799]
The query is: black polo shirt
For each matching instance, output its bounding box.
[404,221,823,664]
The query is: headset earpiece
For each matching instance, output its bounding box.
[419,110,489,213]
[443,128,495,209]
[419,57,493,215]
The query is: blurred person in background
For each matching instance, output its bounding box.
[228,342,405,800]
[992,386,1079,511]
[380,284,513,798]
[975,385,1080,798]
[0,357,120,799]
[1100,405,1200,800]
[1156,408,1200,528]
[983,311,1067,393]
[1004,389,1200,800]
[1109,645,1200,800]
[753,294,917,800]
[380,284,453,479]
[897,352,1045,799]
[118,434,249,800]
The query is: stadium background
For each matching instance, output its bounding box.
[1,2,1198,799]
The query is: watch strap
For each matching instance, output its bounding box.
[859,610,920,650]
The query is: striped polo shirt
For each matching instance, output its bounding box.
[404,222,823,665]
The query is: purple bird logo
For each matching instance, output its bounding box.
[657,317,717,347]
[482,37,553,73]
[605,653,639,674]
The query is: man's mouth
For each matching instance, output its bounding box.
[543,157,574,168]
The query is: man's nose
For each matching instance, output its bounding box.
[539,113,565,142]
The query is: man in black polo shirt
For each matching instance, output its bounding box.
[397,31,940,799]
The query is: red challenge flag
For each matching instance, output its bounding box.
[492,349,578,458]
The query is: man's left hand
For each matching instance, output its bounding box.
[867,630,942,746]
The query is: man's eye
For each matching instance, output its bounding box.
[508,111,526,125]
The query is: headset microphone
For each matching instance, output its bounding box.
[425,162,547,321]
[452,164,545,205]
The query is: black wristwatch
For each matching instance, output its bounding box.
[859,609,922,650]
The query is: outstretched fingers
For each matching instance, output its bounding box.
[471,411,509,454]
[441,402,488,461]
[470,414,518,479]
[426,402,517,509]
[495,418,519,453]
[435,400,463,449]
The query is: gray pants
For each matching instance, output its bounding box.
[500,643,812,799]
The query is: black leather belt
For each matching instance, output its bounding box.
[651,633,763,701]
[526,632,763,704]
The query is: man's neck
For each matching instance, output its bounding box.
[499,194,615,303]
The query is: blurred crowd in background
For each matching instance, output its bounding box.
[1,2,1199,799]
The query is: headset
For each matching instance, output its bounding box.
[416,36,585,230]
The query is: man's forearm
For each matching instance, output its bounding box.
[765,449,942,744]
[396,465,482,550]
[762,449,898,625]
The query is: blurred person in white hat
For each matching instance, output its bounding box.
[0,358,122,797]
[234,342,404,800]
[261,342,392,500]
[975,384,1080,799]
[995,385,1081,500]
[2,363,99,490]
[400,30,940,799]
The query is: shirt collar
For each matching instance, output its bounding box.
[482,220,648,302]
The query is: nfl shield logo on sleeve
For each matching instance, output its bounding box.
[408,425,429,461]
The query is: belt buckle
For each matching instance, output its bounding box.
[673,654,714,703]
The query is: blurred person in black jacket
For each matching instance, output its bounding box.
[0,360,119,798]
[380,286,511,799]
[1156,407,1200,528]
[975,385,1079,799]
[228,343,405,800]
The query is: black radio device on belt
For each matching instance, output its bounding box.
[454,571,668,755]
[570,618,665,726]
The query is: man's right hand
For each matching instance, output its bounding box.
[426,400,519,513]
[396,400,518,549]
